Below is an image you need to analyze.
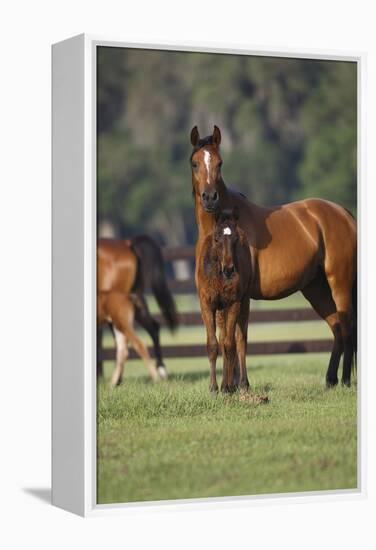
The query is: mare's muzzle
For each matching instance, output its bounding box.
[201,189,219,212]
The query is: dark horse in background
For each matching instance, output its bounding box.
[191,126,357,388]
[97,235,178,384]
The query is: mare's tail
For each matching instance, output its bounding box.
[130,235,178,332]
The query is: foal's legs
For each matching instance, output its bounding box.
[123,323,160,383]
[201,301,219,393]
[222,302,241,393]
[134,295,168,379]
[217,311,241,388]
[110,294,159,384]
[302,274,343,387]
[110,326,129,387]
[235,297,250,391]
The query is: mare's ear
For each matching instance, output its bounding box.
[212,125,221,146]
[190,126,200,147]
[232,206,239,222]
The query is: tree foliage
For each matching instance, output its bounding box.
[97,48,357,245]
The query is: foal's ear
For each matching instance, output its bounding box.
[190,126,200,147]
[212,125,221,146]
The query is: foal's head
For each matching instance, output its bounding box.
[212,209,240,281]
[190,125,223,213]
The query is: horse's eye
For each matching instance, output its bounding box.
[191,161,198,169]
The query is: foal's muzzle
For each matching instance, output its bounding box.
[222,265,235,280]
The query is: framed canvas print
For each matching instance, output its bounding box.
[52,34,365,517]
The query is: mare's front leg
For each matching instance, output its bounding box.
[200,299,219,393]
[221,302,240,393]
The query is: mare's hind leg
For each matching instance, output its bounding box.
[302,274,343,387]
[134,295,168,379]
[110,326,129,387]
[325,272,355,387]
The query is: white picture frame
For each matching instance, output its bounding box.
[52,33,366,517]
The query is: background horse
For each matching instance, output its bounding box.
[190,125,357,387]
[197,209,252,393]
[97,291,160,386]
[97,235,178,383]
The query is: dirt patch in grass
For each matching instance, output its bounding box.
[239,391,269,405]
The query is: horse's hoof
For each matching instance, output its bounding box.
[341,379,351,388]
[157,365,168,380]
[221,385,236,394]
[209,385,219,394]
[326,380,338,388]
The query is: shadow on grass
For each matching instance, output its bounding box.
[168,370,210,383]
[98,363,267,387]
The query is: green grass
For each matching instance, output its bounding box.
[97,354,357,504]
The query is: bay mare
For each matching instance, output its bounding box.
[191,126,357,387]
[97,235,178,385]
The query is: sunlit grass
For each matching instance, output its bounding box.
[97,354,357,504]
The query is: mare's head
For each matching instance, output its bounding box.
[212,208,240,280]
[190,125,223,213]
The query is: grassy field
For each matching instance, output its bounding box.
[97,353,357,504]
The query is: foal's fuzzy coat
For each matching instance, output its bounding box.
[197,210,252,392]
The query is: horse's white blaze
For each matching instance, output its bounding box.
[223,227,232,235]
[204,150,211,184]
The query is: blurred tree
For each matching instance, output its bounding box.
[296,62,357,212]
[97,48,357,245]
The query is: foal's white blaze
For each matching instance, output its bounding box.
[203,150,211,184]
[223,227,232,235]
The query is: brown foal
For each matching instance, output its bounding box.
[197,209,252,393]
